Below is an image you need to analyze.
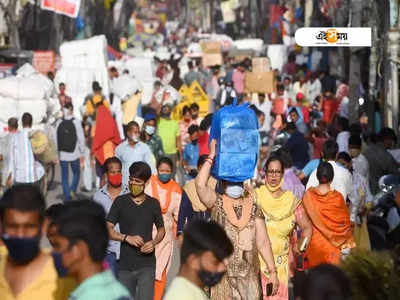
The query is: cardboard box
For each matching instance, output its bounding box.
[203,53,223,67]
[200,41,222,54]
[252,57,270,73]
[244,71,275,94]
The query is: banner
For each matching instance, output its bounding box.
[295,27,372,47]
[41,0,81,18]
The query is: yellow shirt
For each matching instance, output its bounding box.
[164,277,208,300]
[0,246,76,300]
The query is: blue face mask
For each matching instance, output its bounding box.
[158,173,172,183]
[2,234,40,264]
[225,184,244,199]
[51,251,69,277]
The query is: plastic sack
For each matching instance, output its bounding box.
[210,100,259,182]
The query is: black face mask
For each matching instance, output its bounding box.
[198,269,226,287]
[191,139,198,145]
[2,234,40,264]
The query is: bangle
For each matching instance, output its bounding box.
[123,235,127,243]
[269,268,277,274]
[207,156,214,162]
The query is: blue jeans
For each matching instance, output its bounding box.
[60,159,80,201]
[105,251,118,278]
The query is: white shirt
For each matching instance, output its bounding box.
[336,131,350,154]
[56,115,85,162]
[352,153,369,179]
[306,161,353,203]
[307,79,322,102]
[9,128,45,183]
[255,100,272,133]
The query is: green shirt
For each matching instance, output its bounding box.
[69,270,131,300]
[164,277,208,300]
[158,118,180,155]
[146,134,164,161]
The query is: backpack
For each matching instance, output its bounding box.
[57,118,77,153]
[209,99,259,182]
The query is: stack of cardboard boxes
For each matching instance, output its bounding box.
[244,57,275,94]
[201,41,223,67]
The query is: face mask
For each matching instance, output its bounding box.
[130,134,140,143]
[108,173,122,187]
[191,139,198,145]
[145,126,156,136]
[2,234,40,264]
[192,114,198,119]
[225,185,244,199]
[62,108,70,116]
[51,251,68,277]
[198,269,226,287]
[226,87,232,93]
[129,183,144,197]
[158,173,172,183]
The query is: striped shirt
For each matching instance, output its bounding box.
[9,128,44,183]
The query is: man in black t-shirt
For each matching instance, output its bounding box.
[107,161,165,300]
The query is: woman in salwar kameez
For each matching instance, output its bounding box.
[256,156,312,300]
[145,157,182,300]
[195,140,279,300]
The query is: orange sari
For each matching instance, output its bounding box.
[303,188,355,268]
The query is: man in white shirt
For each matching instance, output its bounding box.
[336,116,350,153]
[164,219,233,300]
[306,72,322,103]
[7,113,45,190]
[255,93,272,133]
[306,140,353,201]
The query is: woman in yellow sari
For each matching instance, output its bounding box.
[256,155,312,300]
[303,162,356,268]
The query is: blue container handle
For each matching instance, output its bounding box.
[232,97,238,106]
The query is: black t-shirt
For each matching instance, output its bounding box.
[107,193,164,271]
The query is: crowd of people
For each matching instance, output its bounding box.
[0,47,400,300]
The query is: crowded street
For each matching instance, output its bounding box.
[0,1,400,300]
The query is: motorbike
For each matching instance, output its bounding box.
[368,175,400,250]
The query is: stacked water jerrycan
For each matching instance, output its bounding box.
[210,99,259,182]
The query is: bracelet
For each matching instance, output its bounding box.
[123,235,127,243]
[205,158,213,165]
[207,156,214,162]
[269,268,278,274]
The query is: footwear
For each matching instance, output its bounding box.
[81,187,92,193]
[70,191,78,201]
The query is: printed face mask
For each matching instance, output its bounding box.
[129,183,144,197]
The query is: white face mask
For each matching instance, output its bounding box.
[130,134,140,143]
[145,126,156,135]
[62,108,70,116]
[225,185,244,199]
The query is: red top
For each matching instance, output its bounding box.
[322,98,338,123]
[198,131,210,156]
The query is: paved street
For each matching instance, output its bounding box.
[45,164,180,286]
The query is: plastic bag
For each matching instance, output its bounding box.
[210,100,259,182]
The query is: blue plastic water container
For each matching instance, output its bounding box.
[209,100,259,182]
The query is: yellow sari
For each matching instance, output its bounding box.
[256,186,301,300]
